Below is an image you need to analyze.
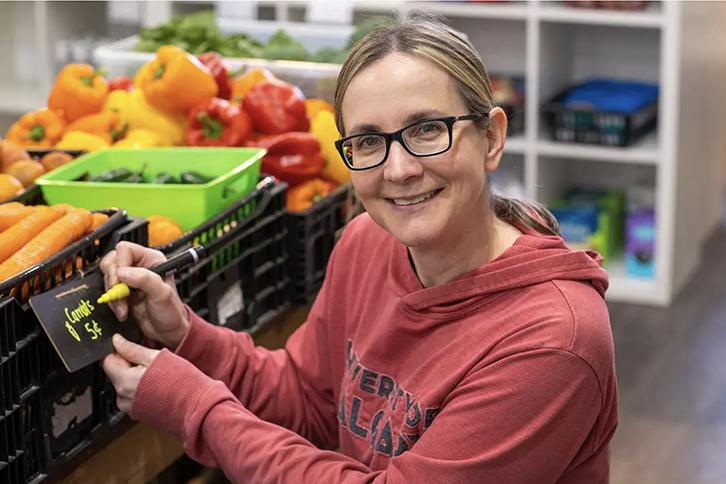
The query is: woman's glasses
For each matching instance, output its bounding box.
[335,114,487,171]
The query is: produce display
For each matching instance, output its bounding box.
[134,11,384,64]
[0,140,77,202]
[0,202,111,283]
[0,17,361,483]
[147,214,184,247]
[4,39,351,219]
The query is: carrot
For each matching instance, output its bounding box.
[52,203,75,213]
[88,212,109,233]
[0,208,92,282]
[0,202,36,231]
[0,206,66,264]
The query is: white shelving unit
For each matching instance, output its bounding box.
[356,0,723,306]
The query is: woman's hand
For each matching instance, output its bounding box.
[102,334,159,413]
[100,241,190,349]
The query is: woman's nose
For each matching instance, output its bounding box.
[383,141,424,183]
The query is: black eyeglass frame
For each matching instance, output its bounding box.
[334,113,488,171]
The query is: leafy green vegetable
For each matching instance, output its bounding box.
[311,47,348,64]
[262,30,309,61]
[134,11,389,64]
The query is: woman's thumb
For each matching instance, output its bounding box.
[112,334,155,366]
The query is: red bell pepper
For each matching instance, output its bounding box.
[242,80,309,135]
[197,52,232,100]
[108,76,133,92]
[186,97,253,147]
[246,131,324,186]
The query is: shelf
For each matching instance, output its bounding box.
[538,4,663,29]
[505,134,526,155]
[405,1,529,20]
[0,82,44,114]
[605,259,664,305]
[537,133,659,165]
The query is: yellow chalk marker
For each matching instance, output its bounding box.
[97,282,130,304]
[96,246,207,305]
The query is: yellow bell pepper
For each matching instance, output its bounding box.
[113,129,165,148]
[305,99,334,121]
[311,110,350,184]
[55,131,110,152]
[136,45,218,114]
[104,90,184,146]
[231,67,275,102]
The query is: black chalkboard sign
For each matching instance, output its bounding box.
[29,270,142,373]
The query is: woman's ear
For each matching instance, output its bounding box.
[484,107,508,172]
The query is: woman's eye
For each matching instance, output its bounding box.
[413,122,443,137]
[356,136,381,150]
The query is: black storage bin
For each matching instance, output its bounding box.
[0,208,146,483]
[286,184,353,306]
[543,84,658,147]
[157,179,290,333]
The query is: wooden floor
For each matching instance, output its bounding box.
[610,223,726,484]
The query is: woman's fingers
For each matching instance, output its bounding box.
[111,334,158,367]
[115,241,167,270]
[116,266,175,305]
[102,352,131,388]
[100,250,128,320]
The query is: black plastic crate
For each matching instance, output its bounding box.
[39,366,100,471]
[0,388,45,484]
[158,179,290,333]
[286,184,354,306]
[0,208,147,483]
[542,85,658,147]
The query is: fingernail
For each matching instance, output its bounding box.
[112,333,124,345]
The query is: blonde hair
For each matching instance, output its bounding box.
[334,11,560,237]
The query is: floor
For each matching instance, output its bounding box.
[610,224,726,484]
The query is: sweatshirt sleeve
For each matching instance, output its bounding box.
[170,250,340,450]
[131,346,606,484]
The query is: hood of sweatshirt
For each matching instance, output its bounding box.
[387,228,609,315]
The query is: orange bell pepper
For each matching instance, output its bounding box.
[64,111,127,144]
[47,64,109,122]
[286,178,336,212]
[231,68,275,102]
[137,45,218,114]
[5,109,66,148]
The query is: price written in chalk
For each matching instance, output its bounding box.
[63,299,103,343]
[29,271,141,373]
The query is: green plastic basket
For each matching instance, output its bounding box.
[36,148,264,231]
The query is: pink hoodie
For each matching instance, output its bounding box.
[132,213,617,483]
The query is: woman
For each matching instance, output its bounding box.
[101,12,617,483]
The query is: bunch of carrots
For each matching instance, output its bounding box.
[0,202,109,284]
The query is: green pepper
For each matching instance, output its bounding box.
[91,168,133,182]
[180,171,211,184]
[123,173,144,183]
[151,172,178,184]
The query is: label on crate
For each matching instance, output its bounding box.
[29,271,142,373]
[217,282,244,327]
